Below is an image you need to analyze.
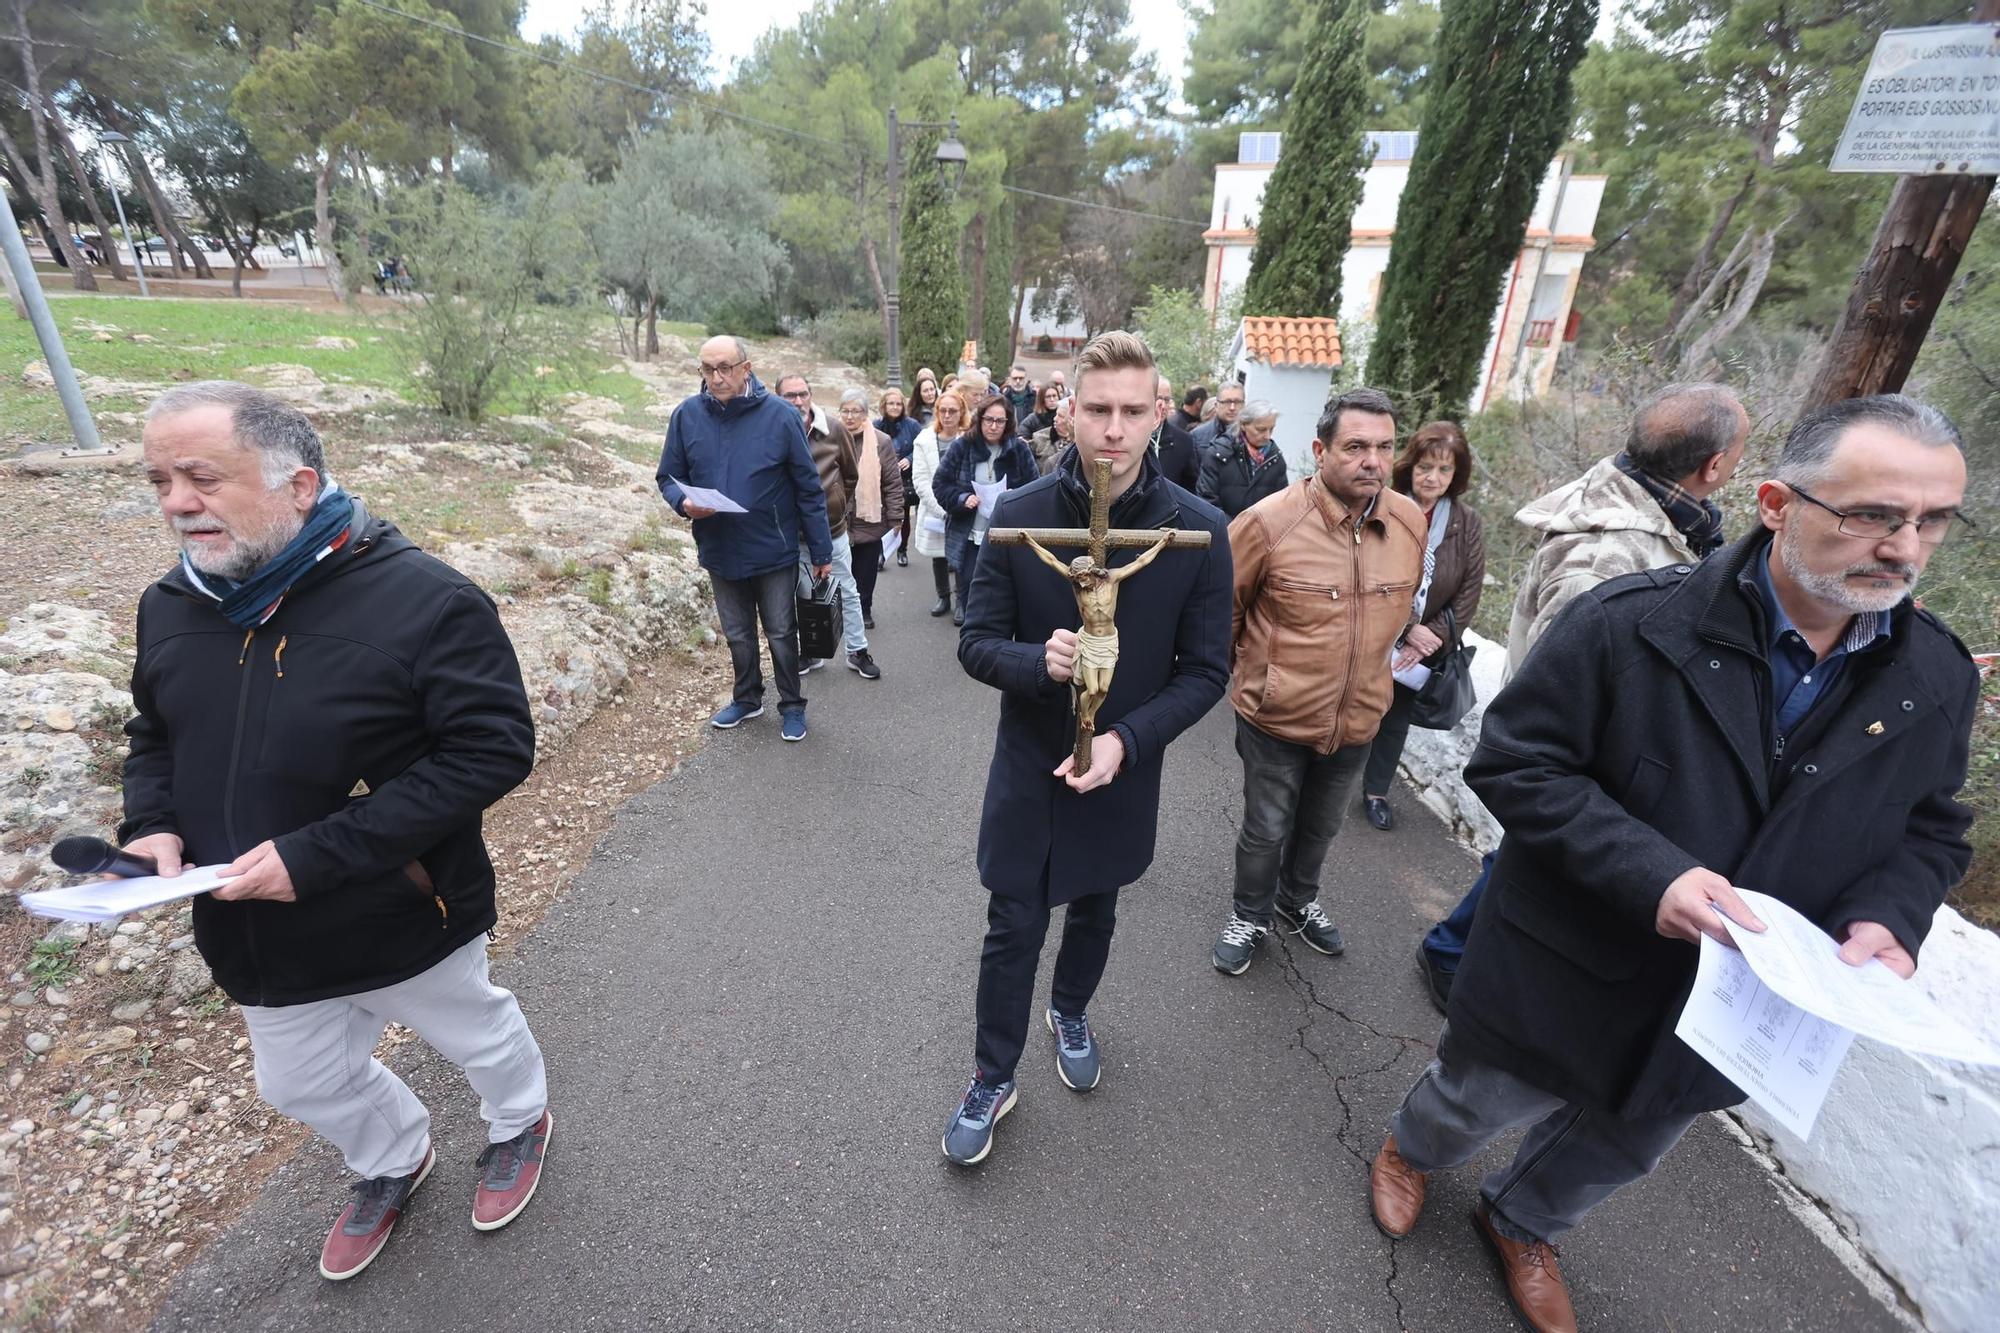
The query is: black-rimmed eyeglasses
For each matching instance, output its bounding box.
[1787,483,1971,546]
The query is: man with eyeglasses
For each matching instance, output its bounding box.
[1367,395,1978,1333]
[659,336,832,743]
[1002,365,1037,423]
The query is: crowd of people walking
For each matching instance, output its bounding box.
[109,321,1974,1333]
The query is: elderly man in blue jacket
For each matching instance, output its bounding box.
[659,335,833,743]
[940,331,1233,1166]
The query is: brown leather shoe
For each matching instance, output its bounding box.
[1473,1203,1579,1333]
[1369,1134,1427,1238]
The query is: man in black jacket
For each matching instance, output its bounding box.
[120,382,551,1282]
[1367,395,1977,1333]
[940,332,1232,1167]
[1153,372,1200,491]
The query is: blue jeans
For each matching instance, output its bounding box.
[710,565,802,711]
[1422,849,1495,974]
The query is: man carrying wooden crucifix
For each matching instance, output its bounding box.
[942,331,1233,1167]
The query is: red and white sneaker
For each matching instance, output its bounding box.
[318,1144,435,1281]
[472,1109,553,1231]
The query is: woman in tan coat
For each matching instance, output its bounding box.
[837,389,904,633]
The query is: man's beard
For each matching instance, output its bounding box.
[1778,519,1917,615]
[174,508,306,581]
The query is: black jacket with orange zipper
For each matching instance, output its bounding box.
[119,502,536,1007]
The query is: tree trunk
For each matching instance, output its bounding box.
[313,154,346,301]
[862,232,891,352]
[440,119,454,188]
[1801,171,1997,410]
[967,211,988,359]
[1010,252,1029,361]
[1678,225,1780,377]
[5,1,95,289]
[1667,224,1751,349]
[645,292,659,358]
[45,105,130,281]
[1663,168,1754,337]
[132,148,212,278]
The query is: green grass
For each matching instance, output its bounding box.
[1,295,653,445]
[26,937,80,988]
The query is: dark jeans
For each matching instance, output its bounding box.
[851,538,883,618]
[1232,714,1369,926]
[709,566,803,712]
[1422,850,1495,975]
[1392,1023,1696,1243]
[974,888,1120,1084]
[1362,682,1418,798]
[931,556,952,600]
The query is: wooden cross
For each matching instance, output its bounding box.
[984,458,1212,774]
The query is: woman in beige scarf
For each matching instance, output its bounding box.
[837,389,904,632]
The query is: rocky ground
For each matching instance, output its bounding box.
[0,329,877,1329]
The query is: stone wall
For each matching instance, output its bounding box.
[1398,629,1997,1331]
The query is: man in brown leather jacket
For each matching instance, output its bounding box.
[1211,388,1425,975]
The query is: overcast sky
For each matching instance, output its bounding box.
[519,1,1628,98]
[521,0,1199,89]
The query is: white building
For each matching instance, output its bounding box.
[1224,318,1344,480]
[1203,130,1606,410]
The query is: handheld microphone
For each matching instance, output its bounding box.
[50,836,159,879]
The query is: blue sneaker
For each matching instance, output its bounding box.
[710,701,763,729]
[1045,1007,1101,1091]
[780,708,807,742]
[941,1076,1018,1166]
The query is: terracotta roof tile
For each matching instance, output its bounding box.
[1240,316,1342,369]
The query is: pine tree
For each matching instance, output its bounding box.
[981,196,1016,367]
[1241,0,1374,319]
[898,98,968,384]
[1370,0,1597,418]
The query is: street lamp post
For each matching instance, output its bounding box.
[96,131,149,298]
[883,107,969,390]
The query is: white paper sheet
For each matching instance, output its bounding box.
[668,477,748,515]
[1676,934,1857,1139]
[881,528,902,559]
[1722,889,2000,1065]
[921,514,946,536]
[972,479,1008,511]
[20,864,239,924]
[1392,661,1432,691]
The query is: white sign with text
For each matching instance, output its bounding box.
[1831,23,2000,175]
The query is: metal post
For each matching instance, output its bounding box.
[884,106,903,391]
[0,180,103,450]
[100,144,149,298]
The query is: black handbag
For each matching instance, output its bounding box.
[1408,606,1477,731]
[796,569,843,661]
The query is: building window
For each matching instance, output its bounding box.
[1238,132,1282,164]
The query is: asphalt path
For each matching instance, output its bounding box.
[155,560,1901,1332]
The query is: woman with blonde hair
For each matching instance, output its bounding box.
[837,389,904,655]
[911,385,971,617]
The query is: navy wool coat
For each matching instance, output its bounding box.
[958,451,1233,905]
[1451,532,1979,1118]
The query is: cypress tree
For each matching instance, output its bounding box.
[1241,0,1374,320]
[898,97,968,383]
[981,195,1016,367]
[1370,0,1597,419]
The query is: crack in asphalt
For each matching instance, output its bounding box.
[1271,936,1430,1332]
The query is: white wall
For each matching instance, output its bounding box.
[1230,358,1334,480]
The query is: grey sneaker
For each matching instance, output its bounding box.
[1212,914,1268,975]
[1045,1007,1101,1091]
[798,657,825,675]
[846,649,881,680]
[1276,901,1346,956]
[941,1076,1018,1166]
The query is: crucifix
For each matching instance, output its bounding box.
[983,457,1213,776]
